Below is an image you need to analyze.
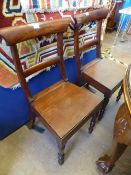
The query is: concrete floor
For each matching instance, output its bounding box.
[0,32,131,175]
[102,32,131,65]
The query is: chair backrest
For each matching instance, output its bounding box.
[0,18,71,102]
[74,8,109,79]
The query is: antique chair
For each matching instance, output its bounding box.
[96,64,131,173]
[74,8,126,121]
[106,0,124,32]
[0,18,103,164]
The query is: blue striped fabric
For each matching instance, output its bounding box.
[20,0,107,12]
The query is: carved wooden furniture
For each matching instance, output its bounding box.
[0,19,104,164]
[106,0,124,32]
[74,8,126,124]
[96,64,130,173]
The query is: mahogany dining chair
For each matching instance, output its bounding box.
[0,18,103,164]
[74,8,126,122]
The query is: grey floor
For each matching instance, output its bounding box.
[0,32,131,175]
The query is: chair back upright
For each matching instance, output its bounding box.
[74,8,109,80]
[0,18,71,102]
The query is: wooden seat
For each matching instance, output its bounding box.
[0,18,103,164]
[74,8,126,120]
[82,59,125,94]
[33,81,102,139]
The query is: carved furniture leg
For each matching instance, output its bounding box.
[58,141,66,165]
[116,84,123,102]
[98,96,110,121]
[96,141,127,173]
[89,112,99,133]
[97,103,130,173]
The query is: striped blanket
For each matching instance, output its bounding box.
[20,0,107,12]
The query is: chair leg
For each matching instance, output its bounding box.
[88,111,99,133]
[96,141,127,173]
[98,96,110,121]
[58,141,66,165]
[84,83,89,89]
[116,85,123,102]
[26,114,36,129]
[26,111,45,133]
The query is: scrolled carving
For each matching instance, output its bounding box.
[114,104,127,139]
[114,117,128,138]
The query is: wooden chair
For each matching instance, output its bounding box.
[74,8,126,121]
[0,19,103,164]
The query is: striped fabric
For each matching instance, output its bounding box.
[20,0,109,12]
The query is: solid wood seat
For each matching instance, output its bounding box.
[74,8,126,120]
[33,81,102,139]
[0,18,103,165]
[82,59,125,94]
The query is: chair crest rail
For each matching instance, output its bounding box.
[74,8,109,27]
[0,18,71,46]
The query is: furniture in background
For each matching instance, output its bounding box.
[74,8,126,131]
[113,7,131,45]
[0,19,104,165]
[106,0,124,32]
[96,64,130,173]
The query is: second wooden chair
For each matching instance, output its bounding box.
[74,8,126,121]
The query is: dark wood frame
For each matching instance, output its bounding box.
[0,18,70,164]
[74,8,125,121]
[74,8,109,81]
[0,18,103,165]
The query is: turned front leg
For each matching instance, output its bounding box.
[116,84,123,102]
[58,141,66,165]
[89,111,99,133]
[98,96,110,121]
